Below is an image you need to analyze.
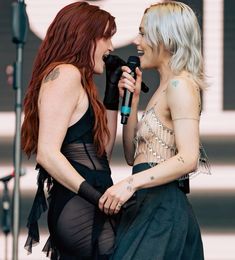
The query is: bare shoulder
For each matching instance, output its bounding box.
[42,64,82,90]
[166,74,201,119]
[168,74,198,93]
[39,64,83,108]
[167,75,199,105]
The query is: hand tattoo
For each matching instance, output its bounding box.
[43,68,60,83]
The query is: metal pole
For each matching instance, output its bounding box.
[11,1,28,259]
[12,45,23,260]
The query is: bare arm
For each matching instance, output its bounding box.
[122,99,139,165]
[105,110,118,161]
[119,67,142,165]
[36,64,85,193]
[99,77,201,214]
[132,78,200,189]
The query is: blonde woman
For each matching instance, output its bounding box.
[99,2,206,259]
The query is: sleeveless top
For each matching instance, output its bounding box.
[134,104,211,184]
[24,103,111,255]
[134,106,176,166]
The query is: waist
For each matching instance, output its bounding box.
[134,141,176,164]
[133,162,189,194]
[133,162,155,174]
[61,142,110,171]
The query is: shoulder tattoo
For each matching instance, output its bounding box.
[171,80,179,88]
[43,68,60,83]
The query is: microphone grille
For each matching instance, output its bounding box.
[127,56,140,67]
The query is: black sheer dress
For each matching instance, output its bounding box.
[24,103,116,259]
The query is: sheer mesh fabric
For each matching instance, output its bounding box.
[61,143,109,171]
[48,142,116,259]
[24,103,116,259]
[54,195,115,259]
[134,107,211,178]
[134,107,176,166]
[25,142,115,259]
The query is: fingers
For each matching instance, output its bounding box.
[135,67,142,88]
[118,70,135,98]
[99,194,107,211]
[135,67,142,78]
[109,200,122,215]
[99,192,122,215]
[121,65,131,74]
[118,66,142,98]
[118,77,135,93]
[103,197,114,215]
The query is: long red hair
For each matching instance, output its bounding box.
[21,1,116,157]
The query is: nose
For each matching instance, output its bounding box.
[132,34,140,46]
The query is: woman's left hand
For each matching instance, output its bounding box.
[99,176,136,215]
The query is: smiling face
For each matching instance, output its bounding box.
[133,16,168,70]
[94,36,114,74]
[93,21,114,74]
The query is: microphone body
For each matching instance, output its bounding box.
[121,56,140,124]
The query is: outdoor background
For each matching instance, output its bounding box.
[0,0,235,259]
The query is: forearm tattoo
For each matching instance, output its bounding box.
[43,68,60,83]
[177,156,185,163]
[150,176,155,181]
[126,177,134,192]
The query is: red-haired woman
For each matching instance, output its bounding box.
[22,2,118,259]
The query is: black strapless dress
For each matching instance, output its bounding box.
[24,104,116,259]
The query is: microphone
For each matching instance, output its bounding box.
[121,56,140,125]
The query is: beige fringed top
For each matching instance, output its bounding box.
[134,104,211,177]
[134,105,176,167]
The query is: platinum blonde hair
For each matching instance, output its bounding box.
[144,1,206,89]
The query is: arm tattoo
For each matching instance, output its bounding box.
[150,176,155,181]
[177,156,185,163]
[171,80,179,88]
[126,177,134,192]
[43,68,60,83]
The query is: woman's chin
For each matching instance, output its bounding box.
[140,60,154,70]
[94,67,104,75]
[139,56,147,68]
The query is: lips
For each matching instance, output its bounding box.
[137,50,144,56]
[102,53,110,62]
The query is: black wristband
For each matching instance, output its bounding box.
[77,181,102,205]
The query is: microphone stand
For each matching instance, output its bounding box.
[0,170,26,260]
[0,176,11,260]
[11,1,28,260]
